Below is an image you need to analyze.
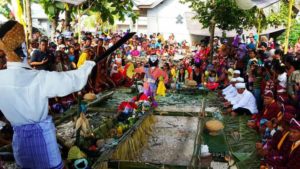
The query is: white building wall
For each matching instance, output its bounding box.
[147,0,192,43]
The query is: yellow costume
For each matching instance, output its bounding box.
[156,76,166,97]
[77,52,88,68]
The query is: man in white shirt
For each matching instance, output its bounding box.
[224,77,244,101]
[0,20,95,169]
[230,83,258,116]
[220,70,240,95]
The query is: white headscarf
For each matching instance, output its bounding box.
[110,64,118,76]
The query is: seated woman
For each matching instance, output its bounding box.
[176,66,188,89]
[192,65,203,86]
[110,64,124,86]
[205,70,219,90]
[217,67,230,89]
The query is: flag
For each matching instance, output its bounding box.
[11,0,26,26]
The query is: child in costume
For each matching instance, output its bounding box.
[157,76,166,97]
[0,20,96,169]
[143,54,168,98]
[205,70,219,90]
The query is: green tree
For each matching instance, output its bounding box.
[37,0,65,39]
[180,0,256,31]
[0,1,12,19]
[266,2,289,27]
[277,22,300,47]
[37,0,138,40]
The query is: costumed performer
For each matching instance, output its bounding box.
[0,20,96,169]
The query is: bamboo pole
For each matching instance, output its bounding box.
[284,0,295,54]
[21,0,28,49]
[25,0,32,41]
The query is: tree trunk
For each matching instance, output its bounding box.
[51,13,59,41]
[64,5,72,29]
[209,0,215,64]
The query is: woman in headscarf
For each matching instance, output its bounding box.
[110,64,124,86]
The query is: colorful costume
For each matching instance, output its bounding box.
[144,55,168,98]
[156,76,166,97]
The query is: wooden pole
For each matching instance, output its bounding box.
[209,0,215,64]
[25,0,32,41]
[284,0,295,54]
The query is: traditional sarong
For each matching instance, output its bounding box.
[12,116,63,169]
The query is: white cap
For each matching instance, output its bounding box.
[233,70,241,74]
[236,77,244,82]
[236,83,246,89]
[230,78,237,82]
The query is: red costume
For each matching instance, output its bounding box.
[262,100,282,121]
[118,101,138,112]
[132,93,149,102]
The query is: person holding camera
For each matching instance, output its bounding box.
[30,39,54,70]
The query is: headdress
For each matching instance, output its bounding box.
[0,20,26,62]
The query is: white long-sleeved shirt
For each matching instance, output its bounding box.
[232,90,258,114]
[0,61,95,126]
[224,86,236,96]
[222,84,233,94]
[229,93,242,105]
[225,88,237,100]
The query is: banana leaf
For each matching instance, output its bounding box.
[232,152,251,162]
[223,115,261,169]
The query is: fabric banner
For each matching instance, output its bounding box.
[235,0,280,10]
[11,0,26,26]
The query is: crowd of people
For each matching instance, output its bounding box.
[1,23,300,168]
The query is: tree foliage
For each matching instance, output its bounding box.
[0,0,12,19]
[266,2,289,27]
[277,22,300,46]
[37,0,138,25]
[180,0,257,31]
[37,0,65,21]
[181,0,291,32]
